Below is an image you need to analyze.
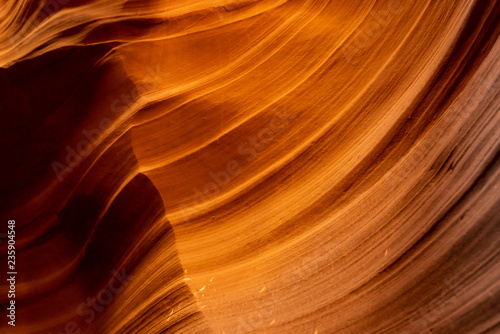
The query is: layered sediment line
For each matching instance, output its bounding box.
[0,0,499,333]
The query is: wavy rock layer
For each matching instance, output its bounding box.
[1,0,499,333]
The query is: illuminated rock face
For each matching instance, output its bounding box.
[1,0,499,333]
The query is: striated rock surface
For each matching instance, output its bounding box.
[0,0,499,333]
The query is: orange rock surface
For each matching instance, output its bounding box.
[0,0,499,333]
